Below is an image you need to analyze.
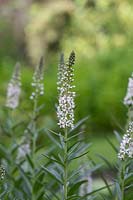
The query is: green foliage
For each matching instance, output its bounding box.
[0,0,133,133]
[0,55,132,199]
[43,126,93,199]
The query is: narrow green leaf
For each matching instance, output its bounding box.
[46,129,59,137]
[45,129,62,149]
[42,166,62,184]
[69,116,89,133]
[83,184,113,197]
[68,180,88,195]
[69,150,90,161]
[114,130,122,142]
[96,154,113,169]
[114,182,122,200]
[105,136,118,152]
[59,133,65,149]
[67,131,84,141]
[26,154,34,169]
[17,164,32,194]
[68,142,81,157]
[42,154,64,166]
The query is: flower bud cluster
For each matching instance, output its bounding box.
[0,165,5,180]
[124,73,133,106]
[118,121,133,160]
[6,63,21,109]
[57,51,76,129]
[30,57,44,100]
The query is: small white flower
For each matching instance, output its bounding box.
[124,73,133,106]
[118,122,133,160]
[6,63,21,109]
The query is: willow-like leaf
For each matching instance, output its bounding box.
[17,164,32,196]
[68,180,88,195]
[96,154,114,170]
[69,116,89,133]
[69,149,90,161]
[83,184,113,197]
[42,166,62,184]
[67,131,84,141]
[42,154,64,166]
[26,154,34,169]
[45,129,62,149]
[105,136,118,152]
[114,130,122,142]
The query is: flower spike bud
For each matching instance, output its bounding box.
[67,50,75,67]
[57,53,65,85]
[6,62,21,109]
[30,57,44,100]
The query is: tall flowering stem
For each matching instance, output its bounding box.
[29,57,44,200]
[30,57,44,158]
[57,51,76,199]
[30,57,44,154]
[116,73,133,200]
[117,122,133,200]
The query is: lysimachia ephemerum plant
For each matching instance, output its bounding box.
[42,51,93,200]
[0,62,25,199]
[90,73,133,200]
[116,73,133,200]
[16,57,46,200]
[0,59,46,200]
[116,122,133,200]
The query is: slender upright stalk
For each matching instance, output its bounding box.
[32,95,38,160]
[121,162,125,200]
[64,128,68,200]
[57,51,75,198]
[31,96,38,200]
[30,57,44,200]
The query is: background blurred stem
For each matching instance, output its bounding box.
[31,94,38,200]
[32,95,38,160]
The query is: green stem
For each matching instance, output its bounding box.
[64,128,68,200]
[32,95,38,158]
[121,161,125,200]
[31,95,38,200]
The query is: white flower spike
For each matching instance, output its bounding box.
[124,73,133,106]
[6,62,21,109]
[118,121,133,160]
[57,51,76,129]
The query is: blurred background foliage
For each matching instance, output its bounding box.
[0,0,133,135]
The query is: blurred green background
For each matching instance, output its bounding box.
[0,0,133,136]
